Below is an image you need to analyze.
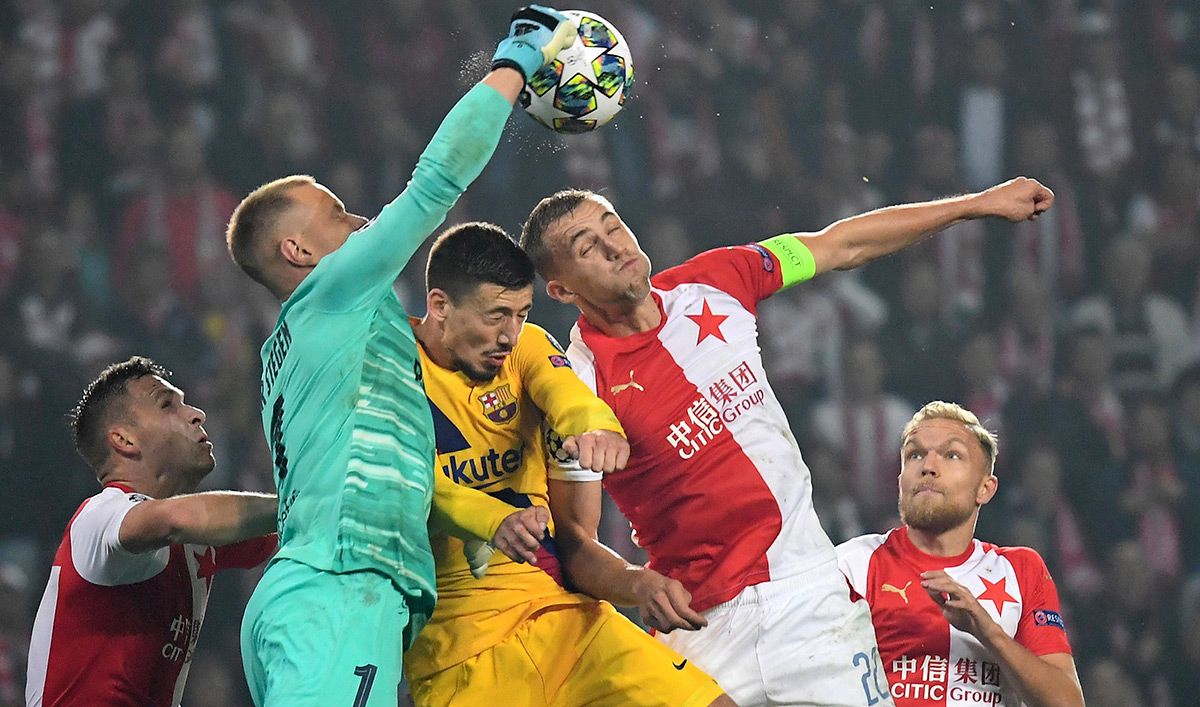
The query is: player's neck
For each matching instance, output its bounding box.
[581,294,661,338]
[907,521,976,558]
[412,317,454,371]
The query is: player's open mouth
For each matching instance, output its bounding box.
[914,485,942,497]
[486,352,511,365]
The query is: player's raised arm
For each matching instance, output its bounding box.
[762,176,1054,284]
[310,7,576,296]
[226,7,577,306]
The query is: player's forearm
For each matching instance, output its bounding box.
[976,626,1083,707]
[429,473,512,542]
[406,82,513,212]
[123,492,277,552]
[807,193,978,273]
[481,66,525,104]
[556,528,644,605]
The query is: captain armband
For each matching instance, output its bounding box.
[758,235,817,289]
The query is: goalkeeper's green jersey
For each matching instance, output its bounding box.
[255,83,512,633]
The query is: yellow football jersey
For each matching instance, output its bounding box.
[404,320,624,679]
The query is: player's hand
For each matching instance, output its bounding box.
[491,505,550,566]
[920,570,1001,641]
[632,568,707,634]
[562,430,630,474]
[974,177,1055,222]
[492,5,577,81]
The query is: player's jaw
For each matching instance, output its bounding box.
[452,347,511,383]
[898,481,973,534]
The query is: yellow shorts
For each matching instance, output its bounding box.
[409,601,724,707]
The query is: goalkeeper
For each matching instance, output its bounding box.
[225,7,577,706]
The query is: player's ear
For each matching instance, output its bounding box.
[109,424,139,460]
[545,279,574,305]
[427,288,452,322]
[976,473,998,506]
[279,235,314,268]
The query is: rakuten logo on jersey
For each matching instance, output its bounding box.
[664,359,767,459]
[442,447,523,486]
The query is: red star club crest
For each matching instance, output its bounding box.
[977,576,1016,614]
[686,299,729,344]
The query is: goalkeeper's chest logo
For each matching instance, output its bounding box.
[478,384,518,424]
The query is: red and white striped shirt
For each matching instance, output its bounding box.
[837,527,1072,706]
[567,245,836,611]
[26,485,276,707]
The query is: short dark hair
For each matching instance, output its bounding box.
[226,175,315,296]
[519,189,597,279]
[70,356,170,470]
[426,222,535,301]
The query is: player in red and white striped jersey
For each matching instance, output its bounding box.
[837,402,1084,707]
[519,178,1054,706]
[27,357,277,707]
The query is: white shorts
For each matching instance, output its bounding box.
[657,559,894,707]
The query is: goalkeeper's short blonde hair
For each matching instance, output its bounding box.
[902,401,999,474]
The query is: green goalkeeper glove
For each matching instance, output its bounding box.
[492,5,577,82]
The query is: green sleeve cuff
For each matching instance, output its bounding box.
[759,235,817,289]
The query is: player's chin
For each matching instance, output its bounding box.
[464,361,501,383]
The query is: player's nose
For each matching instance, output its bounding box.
[188,405,207,425]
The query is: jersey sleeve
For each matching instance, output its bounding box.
[214,534,278,571]
[835,533,886,599]
[429,471,517,542]
[303,83,512,311]
[515,324,624,441]
[1008,548,1074,656]
[654,244,789,314]
[70,491,170,586]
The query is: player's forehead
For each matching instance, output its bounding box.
[289,182,341,211]
[548,196,618,244]
[460,282,534,313]
[903,419,975,448]
[129,375,182,401]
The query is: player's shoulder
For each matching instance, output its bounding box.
[77,486,149,517]
[990,543,1052,573]
[652,246,760,290]
[835,530,894,566]
[516,321,560,351]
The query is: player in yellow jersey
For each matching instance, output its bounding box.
[404,222,735,706]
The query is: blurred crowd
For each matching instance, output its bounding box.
[1,0,1199,704]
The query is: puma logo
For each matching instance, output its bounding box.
[610,370,644,395]
[882,581,912,604]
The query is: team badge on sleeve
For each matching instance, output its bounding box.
[548,355,571,368]
[478,385,518,423]
[1033,609,1066,630]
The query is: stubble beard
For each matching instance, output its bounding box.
[899,494,975,535]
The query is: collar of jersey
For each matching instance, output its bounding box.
[577,290,668,354]
[894,525,978,571]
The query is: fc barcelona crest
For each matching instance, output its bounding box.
[478,384,518,424]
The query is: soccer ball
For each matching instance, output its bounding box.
[520,10,634,134]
